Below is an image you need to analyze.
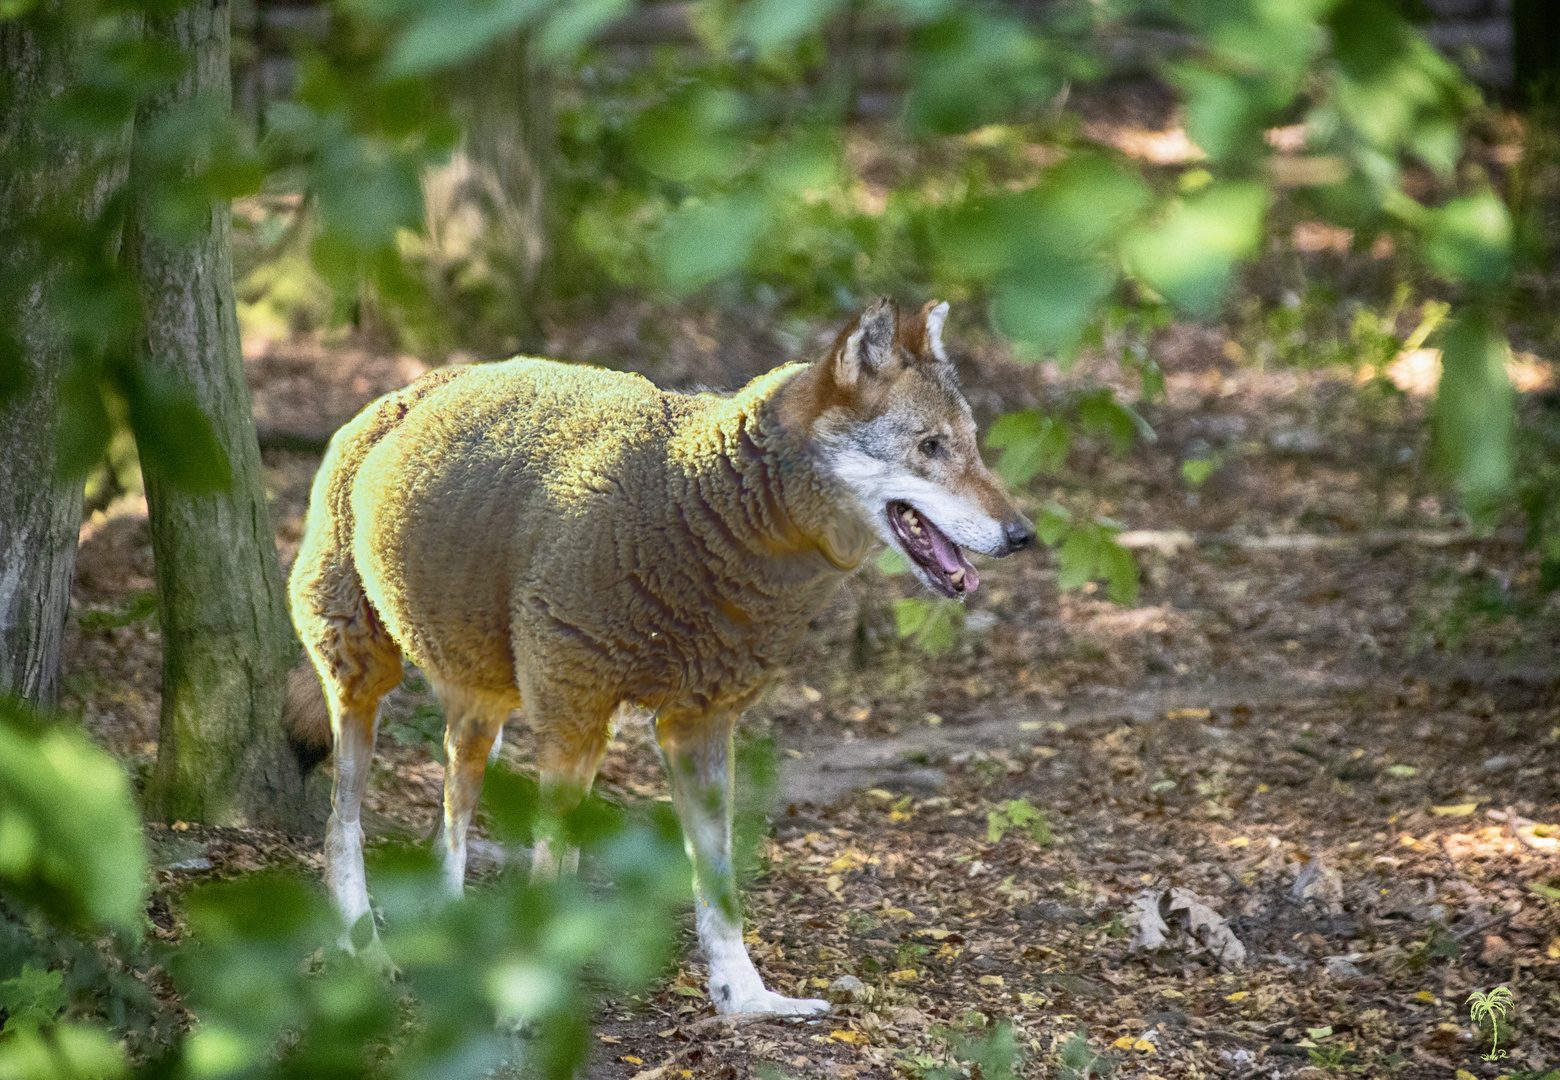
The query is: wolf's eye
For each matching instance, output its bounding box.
[918,437,942,457]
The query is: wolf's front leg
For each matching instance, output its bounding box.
[659,714,828,1017]
[436,684,512,895]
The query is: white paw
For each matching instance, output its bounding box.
[714,988,830,1017]
[340,925,400,979]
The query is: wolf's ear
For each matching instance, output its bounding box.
[922,300,950,363]
[896,300,951,367]
[833,298,897,389]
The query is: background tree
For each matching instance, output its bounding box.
[0,14,131,706]
[130,0,309,830]
[423,30,556,353]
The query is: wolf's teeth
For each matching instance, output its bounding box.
[902,508,922,535]
[949,568,964,585]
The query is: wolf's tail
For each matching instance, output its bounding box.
[283,662,333,773]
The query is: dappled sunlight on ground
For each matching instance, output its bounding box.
[60,299,1560,1077]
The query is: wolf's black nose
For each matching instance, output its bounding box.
[1003,517,1036,554]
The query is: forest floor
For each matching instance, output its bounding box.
[61,296,1560,1080]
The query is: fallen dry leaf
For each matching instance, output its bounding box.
[1432,803,1479,816]
[1127,889,1170,951]
[1291,857,1344,915]
[1167,888,1247,967]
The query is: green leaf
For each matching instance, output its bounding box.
[1100,535,1140,606]
[1182,456,1219,486]
[1078,389,1147,455]
[1425,192,1512,287]
[1056,526,1101,592]
[628,89,745,185]
[0,699,147,930]
[124,367,229,494]
[317,147,425,252]
[1123,183,1268,317]
[0,1023,127,1079]
[934,192,1031,281]
[1033,156,1153,254]
[652,195,768,294]
[1036,502,1071,547]
[739,0,846,54]
[53,361,113,481]
[985,409,1042,450]
[895,598,961,654]
[0,964,66,1035]
[1049,518,1138,605]
[1434,309,1511,506]
[895,597,932,638]
[986,799,1048,844]
[985,411,1069,487]
[876,547,913,575]
[1173,64,1264,162]
[383,0,550,78]
[537,0,630,58]
[992,257,1116,359]
[916,602,961,655]
[981,158,1149,355]
[906,11,1059,136]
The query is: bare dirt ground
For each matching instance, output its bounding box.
[61,300,1560,1079]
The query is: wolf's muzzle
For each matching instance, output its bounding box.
[1001,516,1036,555]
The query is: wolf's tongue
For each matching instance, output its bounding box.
[925,524,963,575]
[924,524,979,592]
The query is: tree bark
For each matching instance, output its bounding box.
[0,15,126,706]
[424,31,554,350]
[132,0,306,829]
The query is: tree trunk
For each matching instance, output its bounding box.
[132,0,306,830]
[423,31,554,351]
[0,16,126,706]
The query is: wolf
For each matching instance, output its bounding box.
[286,297,1035,1015]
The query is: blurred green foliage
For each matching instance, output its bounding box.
[985,798,1052,846]
[3,0,1534,526]
[0,699,145,932]
[167,788,689,1080]
[0,696,150,1077]
[2,0,1553,1073]
[1,690,694,1079]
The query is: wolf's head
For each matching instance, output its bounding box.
[794,298,1035,599]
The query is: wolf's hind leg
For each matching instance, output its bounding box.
[435,682,515,895]
[656,709,829,1017]
[298,595,403,961]
[525,692,618,882]
[327,697,384,954]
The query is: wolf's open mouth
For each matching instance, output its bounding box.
[886,500,979,599]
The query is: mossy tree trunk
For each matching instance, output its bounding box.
[464,31,554,292]
[0,15,128,706]
[426,30,555,351]
[132,0,307,830]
